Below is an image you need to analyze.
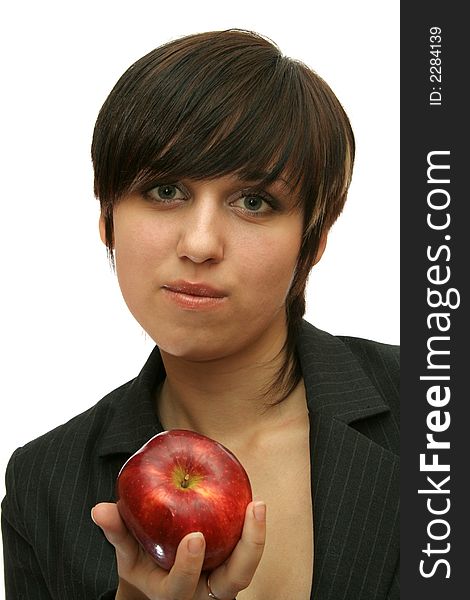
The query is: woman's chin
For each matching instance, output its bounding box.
[160,345,229,363]
[155,332,233,363]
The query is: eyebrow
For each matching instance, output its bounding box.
[240,174,295,195]
[275,177,295,194]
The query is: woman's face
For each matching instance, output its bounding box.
[103,174,305,362]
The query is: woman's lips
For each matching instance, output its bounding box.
[161,281,227,310]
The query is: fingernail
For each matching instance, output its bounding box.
[187,532,204,555]
[91,507,97,525]
[253,501,266,522]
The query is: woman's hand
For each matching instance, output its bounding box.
[91,500,266,600]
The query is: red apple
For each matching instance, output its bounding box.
[116,429,252,571]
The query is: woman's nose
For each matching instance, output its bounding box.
[176,201,224,264]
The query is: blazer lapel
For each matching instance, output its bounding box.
[297,322,399,600]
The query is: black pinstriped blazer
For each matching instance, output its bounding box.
[1,321,399,599]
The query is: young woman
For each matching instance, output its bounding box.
[1,30,399,600]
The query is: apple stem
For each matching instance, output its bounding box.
[181,473,190,489]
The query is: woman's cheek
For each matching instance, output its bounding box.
[239,240,299,302]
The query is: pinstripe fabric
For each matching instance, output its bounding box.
[300,326,399,599]
[1,321,399,599]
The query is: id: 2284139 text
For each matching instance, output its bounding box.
[429,26,442,106]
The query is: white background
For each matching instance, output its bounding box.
[0,0,399,589]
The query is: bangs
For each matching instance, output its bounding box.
[130,63,304,197]
[92,29,354,232]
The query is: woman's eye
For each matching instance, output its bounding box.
[232,194,273,215]
[147,184,186,202]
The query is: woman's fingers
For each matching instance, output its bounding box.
[161,532,206,599]
[92,503,142,572]
[208,500,266,599]
[92,503,206,600]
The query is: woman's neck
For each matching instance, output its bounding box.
[155,320,305,450]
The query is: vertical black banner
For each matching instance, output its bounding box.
[401,2,468,598]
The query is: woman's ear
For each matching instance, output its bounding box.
[312,231,328,266]
[98,214,107,246]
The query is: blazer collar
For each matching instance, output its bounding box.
[297,320,392,422]
[97,346,165,457]
[298,321,399,599]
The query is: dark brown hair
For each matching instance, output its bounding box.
[91,29,355,405]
